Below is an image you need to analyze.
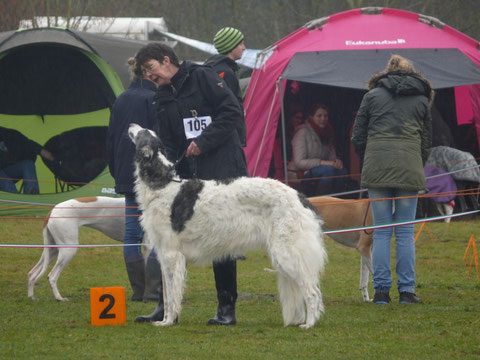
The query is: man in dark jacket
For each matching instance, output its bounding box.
[134,43,248,325]
[204,27,247,147]
[0,127,54,194]
[106,59,162,303]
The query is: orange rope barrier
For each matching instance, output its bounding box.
[0,187,478,220]
[0,176,114,187]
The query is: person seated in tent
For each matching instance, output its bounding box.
[288,103,305,134]
[289,103,347,195]
[425,145,480,211]
[283,103,305,160]
[0,127,54,194]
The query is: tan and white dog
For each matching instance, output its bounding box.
[28,196,126,301]
[309,196,373,301]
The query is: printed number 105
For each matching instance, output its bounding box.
[186,118,208,132]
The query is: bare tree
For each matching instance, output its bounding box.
[1,0,478,59]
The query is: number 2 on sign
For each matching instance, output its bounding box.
[99,294,116,319]
[90,287,126,326]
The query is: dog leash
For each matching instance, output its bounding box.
[168,144,198,184]
[173,149,186,169]
[168,150,187,183]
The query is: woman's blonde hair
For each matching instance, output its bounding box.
[385,54,415,73]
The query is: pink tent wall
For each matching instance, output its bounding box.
[244,7,480,178]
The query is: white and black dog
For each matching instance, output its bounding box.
[28,197,126,301]
[128,124,327,329]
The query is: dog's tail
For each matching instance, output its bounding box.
[277,271,306,326]
[274,218,327,327]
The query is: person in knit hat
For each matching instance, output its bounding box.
[205,27,247,147]
[203,28,247,325]
[213,27,244,55]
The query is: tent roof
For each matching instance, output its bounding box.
[0,27,149,88]
[282,48,480,90]
[244,7,480,178]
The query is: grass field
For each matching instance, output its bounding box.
[1,217,479,359]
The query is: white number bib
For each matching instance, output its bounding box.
[183,115,212,139]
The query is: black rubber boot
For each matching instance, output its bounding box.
[207,290,236,325]
[143,254,162,302]
[207,259,237,325]
[134,298,165,323]
[125,259,145,302]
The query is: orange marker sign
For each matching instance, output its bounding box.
[90,287,126,326]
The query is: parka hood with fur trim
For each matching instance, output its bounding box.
[367,70,435,105]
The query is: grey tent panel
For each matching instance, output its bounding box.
[0,28,92,53]
[76,30,149,87]
[281,48,480,90]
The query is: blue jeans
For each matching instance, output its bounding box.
[124,193,145,262]
[0,160,39,194]
[306,165,347,185]
[368,188,418,293]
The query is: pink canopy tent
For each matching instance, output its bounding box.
[244,7,480,179]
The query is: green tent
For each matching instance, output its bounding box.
[0,28,148,216]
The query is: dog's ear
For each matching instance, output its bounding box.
[139,145,155,160]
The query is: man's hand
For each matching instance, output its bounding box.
[186,141,201,157]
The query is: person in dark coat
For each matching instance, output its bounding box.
[204,27,247,146]
[352,54,433,305]
[0,127,54,194]
[134,42,248,325]
[106,58,162,303]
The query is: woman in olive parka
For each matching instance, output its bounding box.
[352,54,433,305]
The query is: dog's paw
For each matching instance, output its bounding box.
[299,323,313,329]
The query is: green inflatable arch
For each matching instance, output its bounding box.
[0,28,148,216]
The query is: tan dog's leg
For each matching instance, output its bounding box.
[357,229,373,302]
[309,196,373,301]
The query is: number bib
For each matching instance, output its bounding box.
[183,116,212,139]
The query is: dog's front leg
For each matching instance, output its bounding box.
[359,256,372,302]
[152,250,186,327]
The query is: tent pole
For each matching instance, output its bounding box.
[279,77,289,185]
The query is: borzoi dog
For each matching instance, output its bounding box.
[129,124,327,329]
[28,196,125,301]
[309,196,373,301]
